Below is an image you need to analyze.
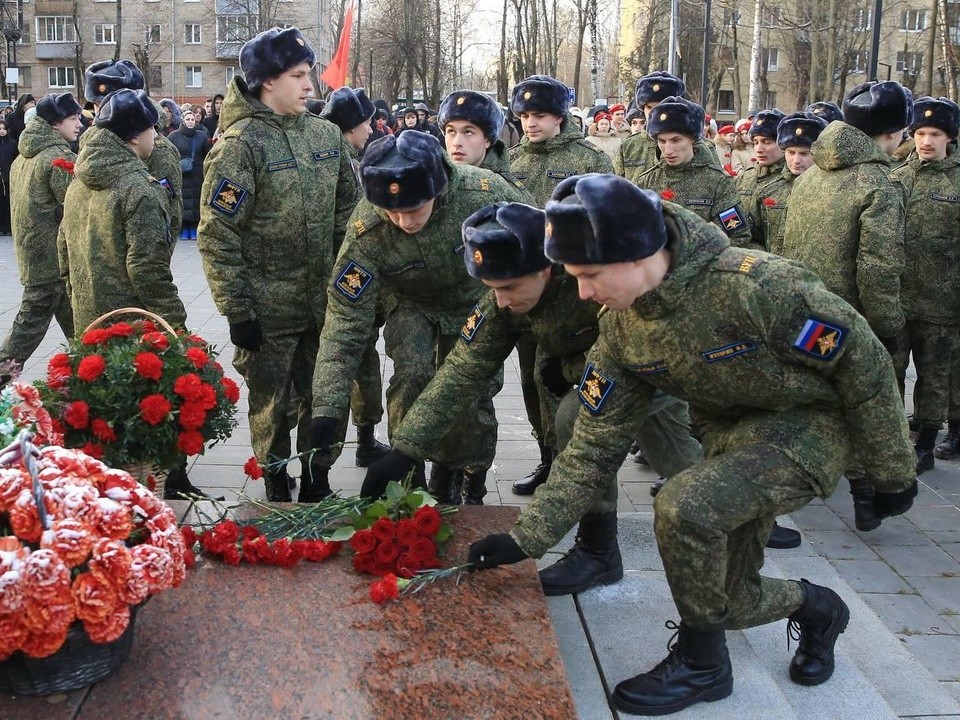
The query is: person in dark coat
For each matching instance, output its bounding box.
[6,94,35,144]
[201,93,223,137]
[166,109,210,240]
[0,119,18,234]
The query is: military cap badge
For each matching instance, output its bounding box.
[473,249,484,265]
[659,112,668,121]
[297,37,305,46]
[335,260,373,301]
[524,91,532,100]
[795,127,804,135]
[457,96,466,105]
[98,83,107,93]
[460,305,486,343]
[925,109,934,117]
[388,182,401,195]
[653,83,661,92]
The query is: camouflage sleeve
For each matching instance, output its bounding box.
[197,135,258,323]
[150,137,184,237]
[613,144,625,177]
[589,150,615,174]
[856,182,906,338]
[751,263,915,489]
[125,190,187,328]
[332,134,357,251]
[713,173,759,250]
[392,293,519,460]
[57,222,70,296]
[311,223,380,419]
[510,322,653,558]
[48,151,76,203]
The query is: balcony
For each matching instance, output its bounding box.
[35,42,75,59]
[216,41,243,60]
[35,1,74,13]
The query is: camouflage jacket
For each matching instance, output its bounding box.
[59,126,186,334]
[737,159,786,248]
[392,270,599,460]
[197,78,356,335]
[510,203,914,558]
[481,139,527,191]
[890,146,960,323]
[782,122,906,338]
[753,165,798,256]
[510,116,613,206]
[635,144,756,248]
[9,118,76,285]
[311,159,528,418]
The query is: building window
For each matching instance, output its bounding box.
[901,9,926,31]
[897,51,923,73]
[36,16,76,43]
[760,7,781,27]
[225,66,240,84]
[854,9,872,31]
[760,91,777,108]
[185,23,201,44]
[94,23,115,45]
[149,66,162,88]
[216,14,259,42]
[849,49,868,73]
[145,24,161,44]
[717,90,735,113]
[186,66,202,88]
[48,66,75,88]
[762,47,779,71]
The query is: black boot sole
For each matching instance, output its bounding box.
[540,566,624,596]
[854,515,881,532]
[612,677,733,715]
[934,447,959,460]
[789,602,850,686]
[766,526,802,549]
[511,479,545,496]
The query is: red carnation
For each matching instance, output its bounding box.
[369,574,401,604]
[140,320,158,333]
[76,354,106,382]
[197,383,218,411]
[176,430,204,456]
[141,332,170,351]
[80,329,111,345]
[51,157,75,175]
[64,400,90,429]
[221,377,240,404]
[139,394,172,425]
[48,354,72,387]
[243,457,263,479]
[91,418,117,443]
[81,442,104,459]
[173,373,204,402]
[180,526,198,547]
[185,347,209,368]
[723,163,736,177]
[660,189,676,201]
[107,322,134,338]
[133,352,164,381]
[48,352,71,369]
[177,402,207,430]
[413,506,442,536]
[763,197,777,208]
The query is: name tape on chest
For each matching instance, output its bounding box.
[793,318,846,361]
[335,260,373,301]
[684,198,713,207]
[460,305,486,343]
[267,158,298,172]
[210,177,249,217]
[630,359,669,376]
[717,205,747,234]
[313,149,341,161]
[701,340,757,363]
[929,192,960,204]
[577,363,615,414]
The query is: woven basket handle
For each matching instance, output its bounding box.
[83,307,178,336]
[0,431,50,530]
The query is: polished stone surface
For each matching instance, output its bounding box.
[1,505,576,719]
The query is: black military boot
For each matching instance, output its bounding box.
[612,622,733,715]
[847,476,880,531]
[163,465,225,501]
[538,512,623,595]
[262,469,293,502]
[649,476,667,497]
[354,424,390,467]
[463,470,487,505]
[935,420,960,460]
[915,425,938,474]
[907,413,919,433]
[766,520,802,549]
[512,443,554,495]
[787,579,850,686]
[427,463,462,505]
[298,459,332,503]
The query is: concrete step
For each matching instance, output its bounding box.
[545,512,960,719]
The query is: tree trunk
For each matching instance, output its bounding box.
[824,0,838,99]
[572,4,587,105]
[926,0,938,95]
[939,0,958,99]
[747,0,762,110]
[808,1,821,102]
[352,0,362,84]
[498,0,509,102]
[430,0,441,106]
[732,21,743,118]
[113,0,121,62]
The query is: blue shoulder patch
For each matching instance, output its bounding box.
[793,318,846,361]
[717,204,747,235]
[157,176,176,199]
[460,305,485,343]
[335,260,373,301]
[209,177,249,217]
[577,363,615,414]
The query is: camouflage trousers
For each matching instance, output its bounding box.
[383,307,501,472]
[554,390,704,515]
[517,331,544,444]
[654,438,845,630]
[350,313,385,427]
[0,280,74,363]
[893,319,958,426]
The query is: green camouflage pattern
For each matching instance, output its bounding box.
[737,159,786,249]
[510,202,915,560]
[890,146,960,323]
[892,320,957,425]
[635,144,756,248]
[0,281,73,363]
[613,131,658,183]
[781,121,906,338]
[481,138,529,192]
[10,118,76,285]
[59,126,185,334]
[751,165,797,255]
[509,115,613,206]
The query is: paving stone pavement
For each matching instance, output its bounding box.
[3,237,960,718]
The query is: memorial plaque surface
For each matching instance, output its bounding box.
[2,505,576,719]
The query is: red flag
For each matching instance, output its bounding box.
[321,5,354,89]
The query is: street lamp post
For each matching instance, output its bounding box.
[701,0,712,106]
[868,0,882,80]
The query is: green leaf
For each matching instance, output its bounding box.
[434,525,452,544]
[418,492,438,507]
[384,481,406,502]
[328,526,356,542]
[404,493,425,511]
[364,500,388,519]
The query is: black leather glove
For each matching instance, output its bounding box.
[229,319,263,351]
[308,416,339,453]
[540,357,572,397]
[468,533,528,570]
[874,478,918,519]
[361,449,416,498]
[877,336,898,356]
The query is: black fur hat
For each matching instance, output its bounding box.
[748,109,785,140]
[843,81,913,137]
[806,101,844,124]
[635,71,686,107]
[910,96,960,139]
[84,60,144,105]
[544,174,667,265]
[240,27,316,91]
[777,111,828,149]
[510,75,569,117]
[94,89,159,141]
[360,130,448,210]
[625,105,643,123]
[463,202,549,280]
[645,96,704,140]
[322,86,376,132]
[439,90,504,142]
[36,92,83,125]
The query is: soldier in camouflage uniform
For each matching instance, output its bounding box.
[467,175,918,716]
[782,82,911,529]
[82,60,183,239]
[754,112,828,255]
[198,27,357,502]
[0,93,82,372]
[508,75,614,495]
[889,97,960,474]
[636,96,755,249]
[307,130,528,504]
[737,109,785,248]
[320,86,392,469]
